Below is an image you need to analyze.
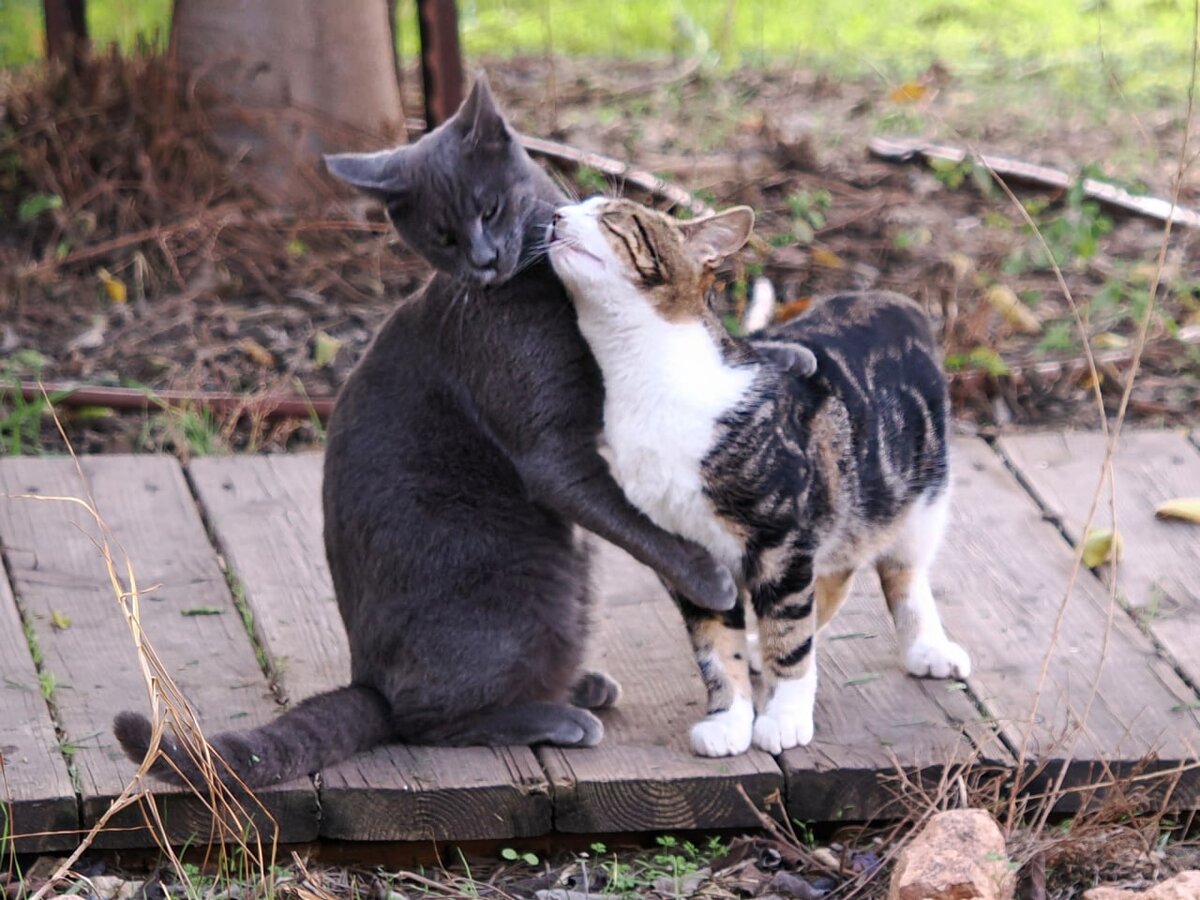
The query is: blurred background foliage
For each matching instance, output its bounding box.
[0,0,1193,107]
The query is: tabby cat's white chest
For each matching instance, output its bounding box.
[579,308,756,573]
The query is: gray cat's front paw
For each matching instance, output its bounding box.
[680,556,738,611]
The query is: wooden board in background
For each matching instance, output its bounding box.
[938,438,1200,808]
[998,430,1200,691]
[539,539,784,833]
[0,565,79,851]
[187,455,553,841]
[0,457,319,848]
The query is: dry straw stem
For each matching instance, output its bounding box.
[16,391,280,900]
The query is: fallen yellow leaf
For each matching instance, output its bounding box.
[1092,332,1129,350]
[985,285,1041,335]
[1155,498,1200,524]
[97,267,127,304]
[313,330,344,368]
[51,609,72,630]
[239,337,275,368]
[1080,528,1123,568]
[888,81,929,104]
[811,247,845,270]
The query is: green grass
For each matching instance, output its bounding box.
[0,0,1194,104]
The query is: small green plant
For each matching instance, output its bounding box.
[1037,321,1077,354]
[786,188,832,243]
[574,165,608,196]
[22,618,42,668]
[38,669,57,701]
[17,192,62,223]
[500,847,540,866]
[892,225,932,250]
[944,346,1010,377]
[0,378,70,455]
[225,574,270,675]
[929,157,973,189]
[144,402,228,457]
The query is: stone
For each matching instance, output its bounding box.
[889,809,1015,900]
[1083,870,1200,900]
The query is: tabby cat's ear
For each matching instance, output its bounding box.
[324,148,410,201]
[680,206,755,268]
[456,71,511,148]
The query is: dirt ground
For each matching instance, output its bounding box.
[1,54,1197,455]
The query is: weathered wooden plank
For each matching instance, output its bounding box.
[0,563,78,851]
[539,539,783,833]
[187,455,552,841]
[0,457,319,848]
[998,430,1200,691]
[780,576,1010,823]
[940,438,1200,808]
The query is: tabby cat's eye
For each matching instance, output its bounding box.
[482,200,500,222]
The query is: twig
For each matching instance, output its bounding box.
[869,136,1200,230]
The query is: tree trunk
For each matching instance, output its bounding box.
[170,0,404,192]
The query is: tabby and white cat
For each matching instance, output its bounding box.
[548,197,971,757]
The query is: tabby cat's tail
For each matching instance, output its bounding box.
[112,684,393,789]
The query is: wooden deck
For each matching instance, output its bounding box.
[1,431,1197,851]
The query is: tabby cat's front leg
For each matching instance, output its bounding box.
[752,577,819,754]
[673,593,755,757]
[752,568,856,752]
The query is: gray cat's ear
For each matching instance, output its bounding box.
[457,71,511,148]
[324,148,409,200]
[680,206,755,267]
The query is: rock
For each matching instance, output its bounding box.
[1083,870,1200,899]
[889,809,1015,900]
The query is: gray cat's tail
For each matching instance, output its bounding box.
[112,684,393,790]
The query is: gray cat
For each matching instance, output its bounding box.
[112,75,736,788]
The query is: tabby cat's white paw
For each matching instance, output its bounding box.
[690,698,754,757]
[751,709,814,754]
[905,637,971,679]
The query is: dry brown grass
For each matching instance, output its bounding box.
[5,396,282,900]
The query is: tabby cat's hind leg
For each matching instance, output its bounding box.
[876,489,971,679]
[570,670,622,709]
[423,702,604,747]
